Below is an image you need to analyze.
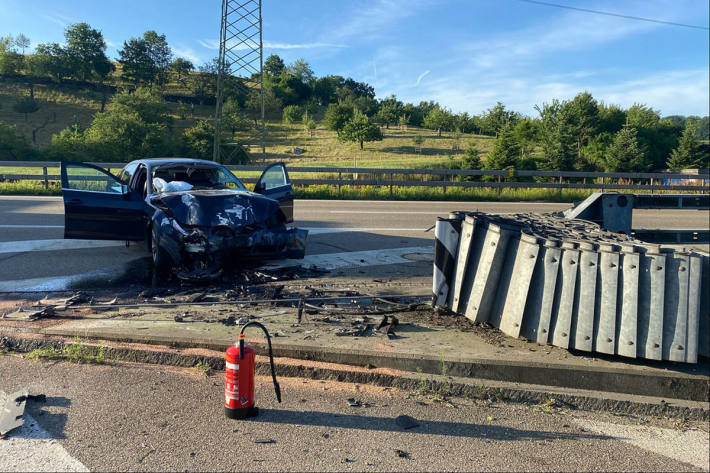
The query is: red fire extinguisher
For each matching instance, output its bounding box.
[225,321,281,419]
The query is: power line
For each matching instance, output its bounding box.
[514,0,709,30]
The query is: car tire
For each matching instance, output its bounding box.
[151,231,169,283]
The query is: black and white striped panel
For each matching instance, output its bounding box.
[432,218,461,308]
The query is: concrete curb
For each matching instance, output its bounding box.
[1,334,707,421]
[34,328,710,403]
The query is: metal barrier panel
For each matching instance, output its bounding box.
[489,234,521,330]
[455,218,486,316]
[450,215,476,313]
[521,239,562,344]
[686,254,702,364]
[491,233,540,338]
[616,246,639,358]
[550,241,580,349]
[699,254,710,358]
[593,245,619,354]
[571,242,598,352]
[464,223,511,323]
[432,219,460,308]
[662,252,690,362]
[497,232,541,338]
[637,247,666,360]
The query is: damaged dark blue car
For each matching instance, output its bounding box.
[60,159,308,281]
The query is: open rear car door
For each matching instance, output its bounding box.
[253,163,294,223]
[60,162,146,240]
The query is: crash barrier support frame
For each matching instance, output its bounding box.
[0,162,708,192]
[432,212,710,364]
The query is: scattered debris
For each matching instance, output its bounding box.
[220,315,236,326]
[65,292,91,306]
[26,306,56,321]
[97,297,118,305]
[395,449,411,459]
[346,398,362,408]
[0,388,28,436]
[253,439,276,444]
[395,415,419,430]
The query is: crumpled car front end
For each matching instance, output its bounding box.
[150,190,307,281]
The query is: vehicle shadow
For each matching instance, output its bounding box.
[249,408,607,442]
[20,395,71,440]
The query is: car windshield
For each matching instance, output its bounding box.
[151,164,247,192]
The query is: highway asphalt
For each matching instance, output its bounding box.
[1,354,707,472]
[0,196,707,287]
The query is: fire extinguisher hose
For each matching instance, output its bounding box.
[239,321,282,403]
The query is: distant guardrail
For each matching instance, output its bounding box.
[0,161,708,193]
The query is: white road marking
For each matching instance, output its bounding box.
[574,418,709,470]
[303,227,427,234]
[0,225,64,229]
[329,210,445,214]
[0,239,124,255]
[0,246,433,292]
[0,413,89,472]
[263,246,433,271]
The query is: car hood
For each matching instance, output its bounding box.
[153,189,280,227]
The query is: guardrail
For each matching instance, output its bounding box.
[1,161,708,193]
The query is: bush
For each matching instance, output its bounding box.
[282,105,304,124]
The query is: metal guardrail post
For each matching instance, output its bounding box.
[637,246,665,360]
[594,244,619,354]
[617,245,639,358]
[571,242,598,352]
[550,241,580,349]
[497,175,501,197]
[337,172,341,193]
[42,166,48,189]
[389,172,393,197]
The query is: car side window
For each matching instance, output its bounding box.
[259,166,287,190]
[118,163,138,185]
[63,163,123,193]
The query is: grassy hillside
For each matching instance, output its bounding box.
[0,79,496,168]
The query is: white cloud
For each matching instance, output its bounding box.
[172,45,203,66]
[320,0,433,43]
[414,70,430,86]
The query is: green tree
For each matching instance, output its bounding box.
[485,121,520,169]
[423,107,454,136]
[222,99,252,138]
[28,43,71,81]
[81,88,172,161]
[245,84,282,125]
[282,104,304,124]
[667,119,705,169]
[14,34,30,54]
[513,118,539,159]
[567,92,599,158]
[264,54,285,77]
[179,120,214,159]
[462,141,482,170]
[313,76,338,105]
[45,124,87,161]
[480,102,519,136]
[286,59,314,84]
[376,101,399,129]
[170,57,194,83]
[64,23,113,81]
[0,121,37,160]
[12,97,39,121]
[338,110,383,149]
[119,30,172,85]
[626,104,681,170]
[535,100,577,171]
[324,102,354,134]
[306,119,317,137]
[605,126,647,172]
[0,50,23,75]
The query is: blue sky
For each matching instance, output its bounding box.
[1,0,708,116]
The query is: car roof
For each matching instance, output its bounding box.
[128,158,221,167]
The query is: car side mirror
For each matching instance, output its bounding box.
[121,184,131,198]
[253,182,263,193]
